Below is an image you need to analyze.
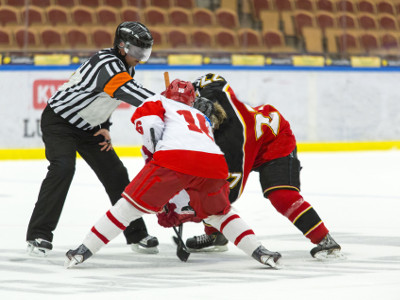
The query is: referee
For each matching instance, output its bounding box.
[26,22,159,256]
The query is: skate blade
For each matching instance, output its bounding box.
[130,244,159,254]
[64,257,79,269]
[27,245,48,257]
[261,256,283,269]
[314,249,346,260]
[186,245,228,253]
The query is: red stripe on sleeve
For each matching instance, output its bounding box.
[234,229,255,246]
[131,100,165,124]
[106,210,126,230]
[91,226,109,244]
[220,214,239,232]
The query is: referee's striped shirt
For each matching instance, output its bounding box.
[48,48,155,131]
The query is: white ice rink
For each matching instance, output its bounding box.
[0,151,399,300]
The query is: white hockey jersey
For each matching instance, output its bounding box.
[131,94,228,179]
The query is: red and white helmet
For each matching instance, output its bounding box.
[163,79,195,106]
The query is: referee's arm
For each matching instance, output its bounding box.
[98,64,155,107]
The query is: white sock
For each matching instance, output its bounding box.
[205,209,261,256]
[83,198,143,254]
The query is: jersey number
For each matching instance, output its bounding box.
[177,110,213,141]
[254,111,280,140]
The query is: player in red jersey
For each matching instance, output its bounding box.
[64,79,282,268]
[157,73,342,259]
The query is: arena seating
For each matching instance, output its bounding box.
[1,0,400,57]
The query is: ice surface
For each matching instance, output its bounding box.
[0,151,399,299]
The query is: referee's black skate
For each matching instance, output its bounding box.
[64,244,93,268]
[310,233,343,259]
[130,235,159,254]
[252,245,282,268]
[186,232,228,252]
[27,238,53,257]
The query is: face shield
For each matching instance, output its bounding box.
[124,42,152,62]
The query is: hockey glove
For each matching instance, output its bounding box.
[157,202,202,228]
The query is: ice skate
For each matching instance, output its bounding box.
[252,245,282,268]
[27,238,53,257]
[130,235,159,254]
[310,233,344,260]
[64,244,93,268]
[186,232,228,252]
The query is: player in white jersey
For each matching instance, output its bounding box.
[64,79,282,268]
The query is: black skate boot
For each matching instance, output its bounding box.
[310,233,343,259]
[64,244,93,268]
[130,235,159,254]
[27,238,53,257]
[252,245,282,268]
[186,232,228,252]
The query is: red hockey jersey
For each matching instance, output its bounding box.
[194,73,296,201]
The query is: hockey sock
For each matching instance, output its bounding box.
[268,189,329,244]
[83,198,144,254]
[205,209,261,256]
[203,222,219,235]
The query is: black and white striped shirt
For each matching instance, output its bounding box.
[48,48,155,131]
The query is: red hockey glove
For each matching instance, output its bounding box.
[141,145,153,164]
[157,202,202,228]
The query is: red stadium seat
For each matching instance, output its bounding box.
[40,28,65,49]
[95,6,120,26]
[192,8,215,27]
[174,0,195,9]
[335,0,356,13]
[214,28,239,51]
[14,27,40,49]
[0,6,20,26]
[46,6,70,27]
[358,13,378,30]
[144,6,168,26]
[167,27,191,48]
[121,7,142,23]
[215,8,239,29]
[336,13,358,29]
[316,0,335,12]
[357,0,376,14]
[21,6,46,26]
[71,6,97,26]
[65,26,93,49]
[295,0,315,11]
[92,27,114,48]
[376,0,395,15]
[149,0,172,9]
[359,32,379,54]
[191,28,214,48]
[378,13,398,31]
[168,7,192,27]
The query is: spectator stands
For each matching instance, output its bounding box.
[1,0,400,57]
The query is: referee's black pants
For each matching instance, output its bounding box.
[26,105,149,244]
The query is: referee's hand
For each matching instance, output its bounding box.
[94,129,113,151]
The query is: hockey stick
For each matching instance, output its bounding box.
[172,224,191,262]
[162,71,191,262]
[164,71,170,86]
[150,108,190,262]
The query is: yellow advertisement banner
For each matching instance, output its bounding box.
[292,55,325,67]
[231,55,264,66]
[351,56,381,67]
[168,54,202,65]
[34,54,71,66]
